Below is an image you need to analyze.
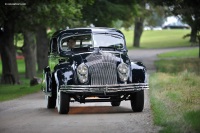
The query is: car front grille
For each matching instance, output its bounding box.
[86,52,118,85]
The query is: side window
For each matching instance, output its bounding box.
[50,38,57,53]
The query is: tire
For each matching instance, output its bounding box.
[111,101,121,106]
[130,90,144,112]
[45,72,56,109]
[57,90,70,114]
[46,95,56,109]
[110,97,121,106]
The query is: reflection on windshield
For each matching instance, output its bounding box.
[93,34,124,49]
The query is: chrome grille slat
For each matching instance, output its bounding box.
[86,52,117,85]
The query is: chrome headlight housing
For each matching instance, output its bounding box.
[118,63,129,82]
[77,63,88,83]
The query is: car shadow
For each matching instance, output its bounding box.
[68,106,133,114]
[38,106,134,115]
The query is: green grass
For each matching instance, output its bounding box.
[158,48,199,58]
[0,82,41,102]
[155,58,200,74]
[150,49,200,132]
[155,48,200,75]
[17,59,26,74]
[184,110,200,132]
[150,72,200,133]
[122,29,191,49]
[0,59,42,102]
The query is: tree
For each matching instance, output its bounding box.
[81,0,142,48]
[0,21,19,84]
[0,4,22,84]
[132,1,146,47]
[144,6,165,27]
[36,26,49,72]
[133,17,144,47]
[22,30,37,79]
[0,0,95,84]
[82,0,134,27]
[151,0,200,57]
[33,1,95,72]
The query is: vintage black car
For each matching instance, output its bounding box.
[42,27,149,114]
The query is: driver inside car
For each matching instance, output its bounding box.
[67,39,76,49]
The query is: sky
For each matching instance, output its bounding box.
[163,16,189,26]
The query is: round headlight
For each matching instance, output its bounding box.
[77,63,88,75]
[118,63,129,82]
[77,63,88,83]
[118,63,129,74]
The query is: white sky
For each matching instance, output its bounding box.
[163,16,179,25]
[163,16,189,26]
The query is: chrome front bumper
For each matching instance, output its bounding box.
[60,83,149,93]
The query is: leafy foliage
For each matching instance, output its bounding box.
[82,0,136,27]
[0,0,94,31]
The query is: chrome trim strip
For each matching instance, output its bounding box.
[73,52,93,56]
[60,83,149,92]
[72,51,124,56]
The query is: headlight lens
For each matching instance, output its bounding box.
[118,63,129,82]
[77,63,88,83]
[77,64,88,75]
[118,63,128,74]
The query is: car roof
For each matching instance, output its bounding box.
[52,27,124,38]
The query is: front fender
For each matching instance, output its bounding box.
[131,62,148,83]
[42,66,52,95]
[54,63,74,89]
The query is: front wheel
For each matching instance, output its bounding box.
[130,90,144,112]
[57,90,70,114]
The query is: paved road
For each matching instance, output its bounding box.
[0,47,193,133]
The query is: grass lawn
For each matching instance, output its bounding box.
[156,48,200,74]
[150,49,200,133]
[158,48,199,58]
[150,71,200,133]
[0,84,41,102]
[0,59,42,102]
[122,29,191,49]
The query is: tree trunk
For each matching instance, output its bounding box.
[133,18,144,47]
[22,30,37,79]
[198,35,200,58]
[36,26,49,72]
[0,21,19,84]
[190,22,198,44]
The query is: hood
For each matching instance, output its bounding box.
[72,51,125,66]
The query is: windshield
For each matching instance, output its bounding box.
[93,34,125,49]
[60,34,92,51]
[60,33,125,51]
